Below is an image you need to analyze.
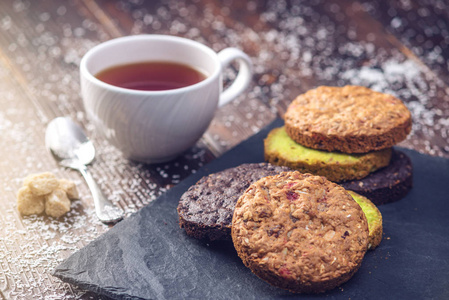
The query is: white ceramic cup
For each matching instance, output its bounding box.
[80,35,252,163]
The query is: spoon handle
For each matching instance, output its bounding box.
[78,165,124,224]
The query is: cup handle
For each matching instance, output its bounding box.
[217,48,253,107]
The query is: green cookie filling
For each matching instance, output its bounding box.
[264,127,392,182]
[348,190,382,234]
[267,127,378,163]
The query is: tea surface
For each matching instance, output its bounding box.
[95,61,207,91]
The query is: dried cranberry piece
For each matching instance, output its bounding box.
[286,191,298,201]
[279,266,292,278]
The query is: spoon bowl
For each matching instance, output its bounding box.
[45,117,123,224]
[46,117,95,165]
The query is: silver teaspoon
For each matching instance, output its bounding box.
[45,117,123,224]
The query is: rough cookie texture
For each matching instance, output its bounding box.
[341,150,413,205]
[232,171,369,293]
[349,191,383,250]
[177,163,291,241]
[284,86,412,153]
[264,127,392,182]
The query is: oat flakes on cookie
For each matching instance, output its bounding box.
[284,86,412,153]
[232,171,369,293]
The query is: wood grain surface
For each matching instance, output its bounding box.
[0,0,447,298]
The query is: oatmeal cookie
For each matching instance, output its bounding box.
[264,127,392,182]
[232,171,369,293]
[284,86,412,153]
[177,163,290,241]
[341,149,413,205]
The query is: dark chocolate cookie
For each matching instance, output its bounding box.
[232,171,369,293]
[177,163,290,241]
[340,149,413,205]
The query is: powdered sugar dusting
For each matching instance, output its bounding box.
[342,58,448,155]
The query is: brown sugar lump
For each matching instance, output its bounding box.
[177,163,291,241]
[58,179,79,200]
[232,171,369,293]
[264,127,392,182]
[17,173,78,218]
[284,86,412,153]
[17,186,45,215]
[24,172,59,196]
[45,189,71,218]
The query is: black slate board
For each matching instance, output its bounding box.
[53,119,449,300]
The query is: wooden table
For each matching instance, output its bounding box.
[0,0,448,298]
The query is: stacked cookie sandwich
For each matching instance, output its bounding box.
[265,85,413,205]
[177,85,408,293]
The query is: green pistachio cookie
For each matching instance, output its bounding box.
[348,191,383,250]
[264,127,392,182]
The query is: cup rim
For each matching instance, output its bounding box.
[80,34,221,95]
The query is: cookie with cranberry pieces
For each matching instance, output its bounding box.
[232,171,369,293]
